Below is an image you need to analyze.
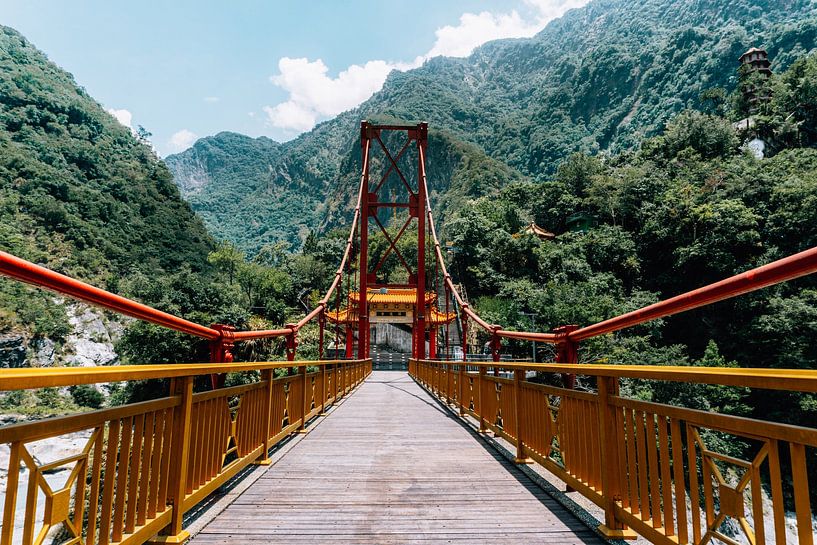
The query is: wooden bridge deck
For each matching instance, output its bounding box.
[190,371,605,545]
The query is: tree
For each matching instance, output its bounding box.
[651,110,739,160]
[208,242,245,284]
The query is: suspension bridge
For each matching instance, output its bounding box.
[0,122,815,545]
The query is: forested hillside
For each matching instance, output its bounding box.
[0,26,322,412]
[0,24,213,349]
[167,0,817,253]
[443,54,817,495]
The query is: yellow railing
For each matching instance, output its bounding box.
[0,359,372,545]
[409,359,816,545]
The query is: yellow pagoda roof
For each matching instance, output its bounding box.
[427,307,457,326]
[348,288,436,305]
[325,288,455,327]
[514,222,555,240]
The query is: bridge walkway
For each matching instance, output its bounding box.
[190,371,604,544]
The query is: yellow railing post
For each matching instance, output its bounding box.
[1,442,21,545]
[447,362,453,404]
[298,364,309,433]
[153,375,193,544]
[458,362,465,416]
[478,366,487,433]
[319,363,329,416]
[596,377,635,540]
[513,369,531,464]
[256,369,274,465]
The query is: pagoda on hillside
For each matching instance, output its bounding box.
[515,222,556,241]
[739,47,772,76]
[738,47,773,115]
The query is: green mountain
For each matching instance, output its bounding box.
[0,25,214,355]
[166,0,817,253]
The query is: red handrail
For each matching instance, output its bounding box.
[5,126,817,353]
[569,245,817,342]
[0,138,369,345]
[0,251,221,340]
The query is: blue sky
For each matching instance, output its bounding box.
[2,1,586,156]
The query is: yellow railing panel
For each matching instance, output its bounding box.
[0,359,372,545]
[410,359,816,545]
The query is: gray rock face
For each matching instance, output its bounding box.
[0,334,26,368]
[63,305,121,367]
[27,337,55,367]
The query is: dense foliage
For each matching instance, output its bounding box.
[0,24,343,409]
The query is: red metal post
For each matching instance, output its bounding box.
[415,123,428,359]
[461,310,468,361]
[318,310,325,360]
[209,324,235,390]
[345,325,354,359]
[429,327,437,359]
[491,332,501,363]
[358,121,371,359]
[445,286,450,360]
[554,325,579,388]
[286,328,297,362]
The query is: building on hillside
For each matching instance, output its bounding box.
[736,47,773,156]
[738,47,773,114]
[566,212,598,233]
[739,47,772,75]
[514,222,556,241]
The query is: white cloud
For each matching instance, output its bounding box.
[204,96,220,103]
[168,129,197,153]
[426,11,540,58]
[264,57,414,133]
[264,1,588,134]
[524,0,590,21]
[107,108,133,130]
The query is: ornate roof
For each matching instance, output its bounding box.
[347,288,436,305]
[515,222,555,240]
[325,288,456,327]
